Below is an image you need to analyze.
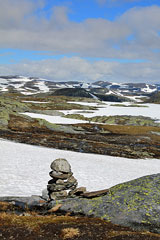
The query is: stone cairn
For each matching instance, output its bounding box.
[47,158,78,200]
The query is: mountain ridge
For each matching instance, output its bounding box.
[0,75,159,102]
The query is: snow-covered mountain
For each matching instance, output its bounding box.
[0,75,159,101]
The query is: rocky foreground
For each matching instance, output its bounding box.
[1,173,160,239]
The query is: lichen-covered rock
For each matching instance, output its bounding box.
[50,158,71,173]
[55,174,160,233]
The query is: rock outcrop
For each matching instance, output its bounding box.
[1,174,160,234]
[48,173,160,233]
[47,158,78,200]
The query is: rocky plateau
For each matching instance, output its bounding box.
[0,92,160,159]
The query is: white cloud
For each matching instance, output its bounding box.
[0,1,160,83]
[0,57,160,83]
[0,0,160,61]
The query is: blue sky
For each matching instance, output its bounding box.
[0,0,160,83]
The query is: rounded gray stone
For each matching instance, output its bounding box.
[50,158,71,173]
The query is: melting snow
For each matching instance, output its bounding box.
[141,84,157,93]
[62,101,160,121]
[0,139,160,196]
[22,112,88,124]
[34,81,49,92]
[68,101,101,107]
[22,101,50,104]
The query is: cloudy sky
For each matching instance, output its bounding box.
[0,0,160,83]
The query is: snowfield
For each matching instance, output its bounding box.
[22,101,160,125]
[0,139,160,197]
[23,112,88,124]
[62,101,160,121]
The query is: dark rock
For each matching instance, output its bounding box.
[52,88,93,98]
[54,174,160,233]
[50,158,71,173]
[0,196,46,210]
[48,178,57,184]
[27,195,45,208]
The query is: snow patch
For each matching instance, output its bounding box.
[22,101,50,104]
[22,112,88,124]
[65,101,160,121]
[0,139,160,196]
[141,84,157,93]
[34,81,49,92]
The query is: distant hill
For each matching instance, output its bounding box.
[52,88,93,98]
[147,91,160,103]
[0,75,159,102]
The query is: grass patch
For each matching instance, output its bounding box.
[61,227,80,239]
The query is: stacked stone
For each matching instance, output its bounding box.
[47,158,78,200]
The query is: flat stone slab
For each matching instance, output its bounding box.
[82,189,109,198]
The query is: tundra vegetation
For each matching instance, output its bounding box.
[0,92,160,159]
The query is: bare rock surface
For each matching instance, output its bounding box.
[53,173,160,233]
[50,158,71,173]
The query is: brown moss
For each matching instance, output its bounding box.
[100,124,160,136]
[0,212,160,240]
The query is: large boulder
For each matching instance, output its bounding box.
[52,173,160,233]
